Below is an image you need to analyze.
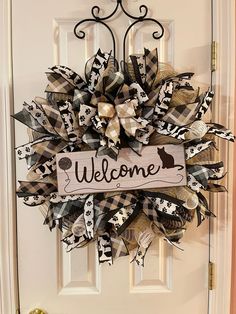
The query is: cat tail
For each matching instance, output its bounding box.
[174,165,184,170]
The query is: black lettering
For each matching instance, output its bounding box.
[101,158,110,183]
[119,164,128,177]
[128,165,147,178]
[94,170,103,182]
[74,157,161,184]
[147,164,160,176]
[75,158,94,183]
[110,168,119,180]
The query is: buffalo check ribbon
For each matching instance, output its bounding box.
[127,138,143,156]
[114,84,137,105]
[73,89,91,110]
[98,98,145,143]
[23,101,58,135]
[15,135,55,160]
[96,140,119,160]
[204,161,225,180]
[144,48,158,90]
[97,193,137,213]
[45,72,74,95]
[44,204,56,230]
[105,114,120,144]
[47,50,111,111]
[51,199,84,221]
[13,108,48,134]
[162,103,199,126]
[32,138,68,160]
[196,192,214,226]
[82,129,101,149]
[103,71,125,95]
[33,143,79,178]
[94,81,151,151]
[25,154,42,170]
[110,233,129,259]
[90,90,110,107]
[140,193,185,231]
[41,101,69,141]
[17,181,57,196]
[187,165,214,190]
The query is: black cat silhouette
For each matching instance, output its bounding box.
[91,64,102,76]
[157,147,184,170]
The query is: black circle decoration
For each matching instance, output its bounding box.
[58,157,72,171]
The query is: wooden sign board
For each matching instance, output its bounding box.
[56,145,187,195]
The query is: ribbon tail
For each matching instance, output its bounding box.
[83,195,94,239]
[105,115,120,144]
[97,232,113,265]
[119,117,144,137]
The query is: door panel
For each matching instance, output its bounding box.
[13,1,210,313]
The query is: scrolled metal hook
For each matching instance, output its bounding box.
[89,1,148,22]
[91,1,120,21]
[91,6,101,20]
[74,0,165,62]
[119,2,148,20]
[123,18,165,61]
[74,19,116,60]
[153,31,162,39]
[73,27,86,39]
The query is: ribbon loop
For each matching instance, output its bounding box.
[116,99,137,118]
[98,102,116,118]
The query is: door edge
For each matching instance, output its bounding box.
[209,0,235,313]
[0,0,19,313]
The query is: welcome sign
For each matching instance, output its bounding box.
[56,145,187,195]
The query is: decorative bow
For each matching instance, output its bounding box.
[98,99,145,144]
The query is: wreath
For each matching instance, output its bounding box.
[14,48,234,266]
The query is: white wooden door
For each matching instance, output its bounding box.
[12,1,211,313]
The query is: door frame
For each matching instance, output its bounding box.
[0,0,235,313]
[208,1,235,313]
[0,0,19,313]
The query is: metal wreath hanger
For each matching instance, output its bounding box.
[73,0,164,62]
